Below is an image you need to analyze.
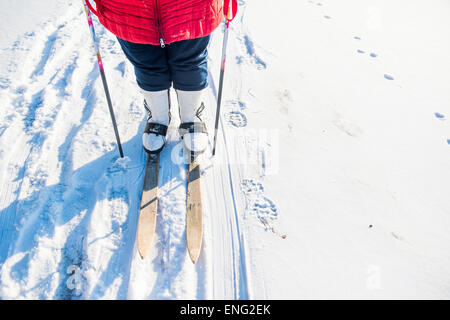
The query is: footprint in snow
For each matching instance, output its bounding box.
[236,34,267,70]
[357,50,378,58]
[241,179,264,195]
[24,90,45,130]
[251,196,278,221]
[384,74,394,81]
[434,112,445,120]
[332,112,363,138]
[240,34,267,70]
[0,77,10,89]
[240,179,286,239]
[114,61,126,77]
[275,89,293,115]
[353,37,378,58]
[31,31,59,78]
[391,232,406,242]
[241,179,277,222]
[225,111,248,128]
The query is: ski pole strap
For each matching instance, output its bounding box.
[84,0,103,17]
[223,0,238,23]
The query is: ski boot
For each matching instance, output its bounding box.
[176,89,208,155]
[141,89,171,154]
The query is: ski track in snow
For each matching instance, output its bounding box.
[206,70,250,299]
[203,0,286,299]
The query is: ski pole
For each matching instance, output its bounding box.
[83,1,124,158]
[212,0,237,156]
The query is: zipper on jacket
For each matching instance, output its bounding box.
[154,0,165,47]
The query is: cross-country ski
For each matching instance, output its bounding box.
[137,154,159,259]
[186,160,204,264]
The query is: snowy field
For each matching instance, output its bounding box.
[0,0,449,299]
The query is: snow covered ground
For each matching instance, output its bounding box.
[0,0,449,299]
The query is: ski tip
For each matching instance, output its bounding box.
[138,236,153,259]
[138,248,148,260]
[188,248,201,264]
[137,234,153,260]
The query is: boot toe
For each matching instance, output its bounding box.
[143,133,166,154]
[183,132,208,153]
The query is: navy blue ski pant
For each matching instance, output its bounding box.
[117,35,210,92]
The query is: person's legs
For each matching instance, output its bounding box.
[167,35,210,92]
[117,37,171,153]
[167,36,211,153]
[116,36,211,154]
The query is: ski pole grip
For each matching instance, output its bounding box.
[223,0,238,23]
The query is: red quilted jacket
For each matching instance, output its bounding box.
[85,0,223,46]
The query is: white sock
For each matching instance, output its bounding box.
[141,89,170,125]
[176,89,204,123]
